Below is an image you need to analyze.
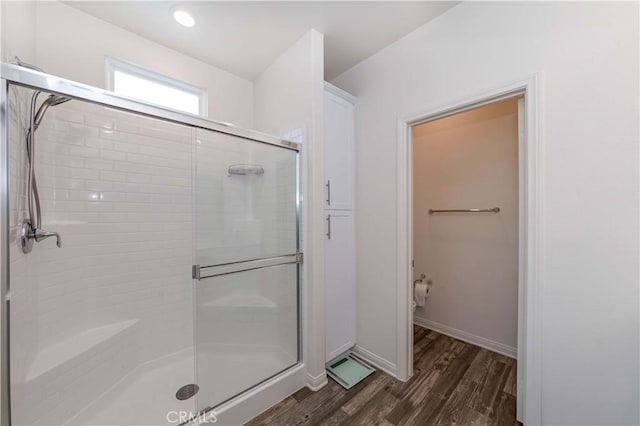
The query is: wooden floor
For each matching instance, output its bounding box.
[247,326,517,426]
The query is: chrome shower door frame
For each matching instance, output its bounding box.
[0,64,299,152]
[1,76,12,426]
[0,63,303,426]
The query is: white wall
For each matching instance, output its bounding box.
[413,99,519,356]
[1,1,254,128]
[254,29,327,389]
[333,2,639,425]
[0,0,36,64]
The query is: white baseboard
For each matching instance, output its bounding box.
[413,317,517,359]
[351,344,397,377]
[328,340,354,361]
[306,371,328,391]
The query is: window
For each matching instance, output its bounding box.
[105,57,207,116]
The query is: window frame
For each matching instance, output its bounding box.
[105,56,208,117]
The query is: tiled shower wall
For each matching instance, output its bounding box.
[9,89,195,425]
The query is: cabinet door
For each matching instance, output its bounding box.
[324,91,354,210]
[324,210,356,361]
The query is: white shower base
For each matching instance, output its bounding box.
[66,349,196,426]
[64,346,297,426]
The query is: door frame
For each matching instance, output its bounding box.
[395,75,542,424]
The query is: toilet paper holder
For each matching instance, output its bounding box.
[414,274,433,288]
[413,273,431,310]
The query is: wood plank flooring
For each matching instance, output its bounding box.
[246,326,517,426]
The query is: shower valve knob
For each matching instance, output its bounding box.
[33,228,62,247]
[20,220,61,253]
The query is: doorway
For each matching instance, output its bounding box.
[412,97,520,422]
[395,78,542,424]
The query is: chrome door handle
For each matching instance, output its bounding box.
[326,214,331,240]
[20,219,61,253]
[325,180,331,206]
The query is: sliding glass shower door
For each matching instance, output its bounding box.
[193,129,300,413]
[3,66,301,425]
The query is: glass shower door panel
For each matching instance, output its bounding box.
[195,264,298,411]
[195,130,298,267]
[194,128,299,412]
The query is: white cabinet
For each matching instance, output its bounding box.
[324,210,356,361]
[324,87,354,210]
[324,83,357,362]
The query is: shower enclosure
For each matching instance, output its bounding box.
[0,64,301,425]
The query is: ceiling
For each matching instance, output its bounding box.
[64,1,458,81]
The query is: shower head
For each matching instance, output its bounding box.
[33,94,72,129]
[24,91,72,233]
[47,94,72,106]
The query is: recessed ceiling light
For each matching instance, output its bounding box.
[173,10,195,28]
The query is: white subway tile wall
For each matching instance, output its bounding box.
[9,90,195,425]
